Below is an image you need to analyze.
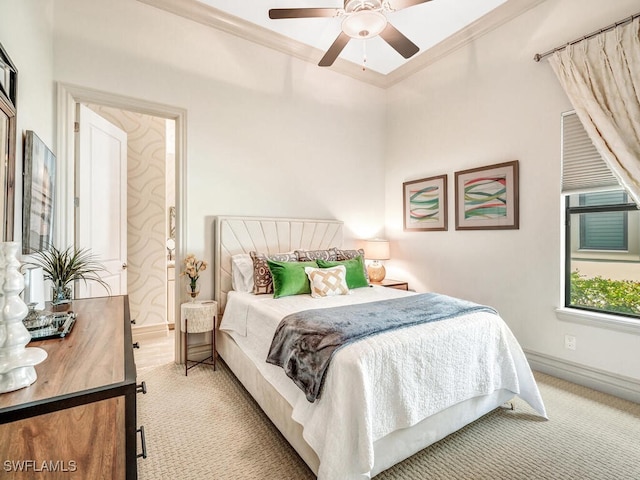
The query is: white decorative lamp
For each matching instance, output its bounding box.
[364,239,390,283]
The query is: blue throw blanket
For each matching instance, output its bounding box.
[266,293,497,402]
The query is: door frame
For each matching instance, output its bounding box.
[57,82,187,364]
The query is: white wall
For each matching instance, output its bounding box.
[385,0,640,382]
[50,0,387,300]
[0,0,55,241]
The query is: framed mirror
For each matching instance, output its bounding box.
[0,42,17,242]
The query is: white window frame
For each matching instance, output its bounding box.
[556,112,640,334]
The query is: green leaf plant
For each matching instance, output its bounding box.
[27,245,112,299]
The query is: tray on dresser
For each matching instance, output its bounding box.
[24,311,77,341]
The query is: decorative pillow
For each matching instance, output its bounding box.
[333,248,369,281]
[295,248,339,262]
[305,265,350,298]
[267,260,318,299]
[317,256,369,289]
[250,251,298,294]
[231,253,254,293]
[335,248,365,261]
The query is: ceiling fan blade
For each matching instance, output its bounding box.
[389,0,433,10]
[379,23,419,59]
[318,32,350,67]
[269,8,341,19]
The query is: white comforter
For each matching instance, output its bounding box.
[220,287,546,479]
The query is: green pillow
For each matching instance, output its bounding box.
[317,256,369,289]
[267,260,318,299]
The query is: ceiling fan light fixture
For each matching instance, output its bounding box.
[341,10,387,39]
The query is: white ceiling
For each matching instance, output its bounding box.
[138,0,545,87]
[199,0,508,75]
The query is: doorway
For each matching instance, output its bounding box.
[82,103,175,335]
[57,83,187,364]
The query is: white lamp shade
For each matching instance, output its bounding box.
[364,239,390,261]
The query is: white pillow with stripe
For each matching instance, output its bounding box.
[305,265,350,298]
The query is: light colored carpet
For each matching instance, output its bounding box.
[137,361,640,480]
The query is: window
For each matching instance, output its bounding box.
[579,191,628,251]
[562,112,640,320]
[565,192,639,318]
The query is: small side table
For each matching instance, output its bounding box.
[180,300,218,376]
[371,279,409,290]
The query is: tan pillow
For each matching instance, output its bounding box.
[305,265,350,298]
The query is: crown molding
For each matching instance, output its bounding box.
[137,0,545,89]
[384,0,547,87]
[137,0,388,88]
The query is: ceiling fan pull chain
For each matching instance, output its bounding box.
[362,40,367,71]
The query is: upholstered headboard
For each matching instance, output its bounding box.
[214,216,343,312]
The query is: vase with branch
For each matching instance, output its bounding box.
[182,254,207,302]
[27,245,111,308]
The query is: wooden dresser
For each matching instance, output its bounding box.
[0,296,143,479]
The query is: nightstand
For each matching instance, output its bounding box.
[371,278,409,290]
[180,300,217,376]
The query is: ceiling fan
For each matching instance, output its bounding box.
[269,0,433,67]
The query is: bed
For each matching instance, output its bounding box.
[213,216,546,479]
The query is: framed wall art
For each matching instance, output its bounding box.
[23,130,56,254]
[0,41,17,241]
[169,205,176,239]
[403,174,448,231]
[454,160,519,230]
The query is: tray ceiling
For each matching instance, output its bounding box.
[138,0,544,88]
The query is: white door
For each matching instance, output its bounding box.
[76,104,127,298]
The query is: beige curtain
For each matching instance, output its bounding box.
[549,17,640,205]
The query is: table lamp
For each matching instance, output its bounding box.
[364,239,390,282]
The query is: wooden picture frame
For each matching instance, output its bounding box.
[22,131,56,254]
[0,41,17,241]
[403,174,448,231]
[455,160,519,230]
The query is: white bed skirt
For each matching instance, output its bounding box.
[217,329,514,478]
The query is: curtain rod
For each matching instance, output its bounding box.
[533,11,640,62]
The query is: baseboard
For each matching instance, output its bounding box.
[132,322,169,341]
[525,349,640,404]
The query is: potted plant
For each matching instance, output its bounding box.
[27,245,111,306]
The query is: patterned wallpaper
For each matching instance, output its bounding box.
[87,104,168,327]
